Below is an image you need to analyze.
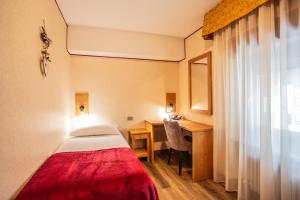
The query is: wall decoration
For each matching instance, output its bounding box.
[40,20,52,77]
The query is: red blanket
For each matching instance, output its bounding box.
[16,148,158,200]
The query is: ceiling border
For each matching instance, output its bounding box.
[54,0,203,62]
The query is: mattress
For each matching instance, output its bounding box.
[56,133,130,153]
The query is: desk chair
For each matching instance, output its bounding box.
[163,119,192,175]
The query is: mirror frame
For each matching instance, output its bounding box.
[188,51,213,115]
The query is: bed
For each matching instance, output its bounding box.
[16,125,159,200]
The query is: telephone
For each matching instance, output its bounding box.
[169,114,183,121]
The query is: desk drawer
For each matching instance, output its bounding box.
[132,133,148,140]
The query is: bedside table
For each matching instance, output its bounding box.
[128,128,150,161]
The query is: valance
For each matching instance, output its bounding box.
[202,0,270,39]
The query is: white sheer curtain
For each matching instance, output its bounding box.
[213,0,300,199]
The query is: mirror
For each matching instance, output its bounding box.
[188,52,212,115]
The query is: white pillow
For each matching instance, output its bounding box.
[70,125,120,137]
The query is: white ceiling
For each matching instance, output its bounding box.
[56,0,220,38]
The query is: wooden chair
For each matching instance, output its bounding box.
[163,119,192,175]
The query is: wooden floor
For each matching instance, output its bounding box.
[141,151,237,200]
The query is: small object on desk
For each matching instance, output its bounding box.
[169,114,183,121]
[128,128,150,161]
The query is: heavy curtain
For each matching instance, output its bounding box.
[202,0,269,39]
[213,0,300,199]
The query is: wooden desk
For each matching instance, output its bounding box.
[145,120,213,182]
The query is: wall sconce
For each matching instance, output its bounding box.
[75,93,89,115]
[166,93,176,113]
[79,105,85,114]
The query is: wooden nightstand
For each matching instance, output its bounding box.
[128,128,150,161]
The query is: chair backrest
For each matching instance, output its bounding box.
[163,120,189,151]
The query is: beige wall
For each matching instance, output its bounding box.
[0,0,70,199]
[178,30,214,125]
[70,56,178,137]
[68,25,185,61]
